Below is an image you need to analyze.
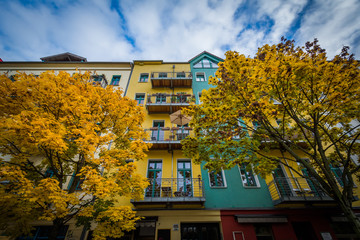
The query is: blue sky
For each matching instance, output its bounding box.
[0,0,359,61]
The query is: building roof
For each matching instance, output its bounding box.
[188,51,224,63]
[40,52,87,62]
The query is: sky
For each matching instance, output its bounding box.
[0,0,359,62]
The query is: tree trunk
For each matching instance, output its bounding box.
[336,195,360,237]
[48,218,65,240]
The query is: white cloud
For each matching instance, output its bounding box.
[0,0,359,61]
[0,0,135,61]
[294,0,360,58]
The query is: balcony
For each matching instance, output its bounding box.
[145,127,193,150]
[268,177,334,206]
[131,178,205,208]
[151,72,192,88]
[146,93,195,114]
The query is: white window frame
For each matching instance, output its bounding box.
[238,164,260,188]
[196,72,206,82]
[208,169,227,188]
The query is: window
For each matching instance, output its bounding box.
[198,92,202,104]
[276,119,282,126]
[254,224,274,240]
[252,121,261,130]
[110,75,121,85]
[68,173,84,191]
[193,57,219,69]
[139,73,149,82]
[209,170,226,188]
[159,72,167,78]
[152,120,165,140]
[176,92,187,103]
[177,160,192,196]
[202,58,211,68]
[239,164,259,187]
[181,223,221,240]
[176,123,190,140]
[92,75,107,88]
[135,93,145,104]
[17,225,69,240]
[146,160,162,197]
[196,73,205,82]
[156,94,166,103]
[177,72,185,78]
[44,168,55,178]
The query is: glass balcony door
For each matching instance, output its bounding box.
[146,161,162,197]
[177,160,192,197]
[151,121,165,141]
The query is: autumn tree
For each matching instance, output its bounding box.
[0,71,149,240]
[182,39,360,235]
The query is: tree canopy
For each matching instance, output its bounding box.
[0,71,149,240]
[182,38,360,234]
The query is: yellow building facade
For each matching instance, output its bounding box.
[124,60,222,240]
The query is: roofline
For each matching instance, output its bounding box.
[0,61,132,64]
[188,51,224,62]
[133,60,190,64]
[40,52,87,62]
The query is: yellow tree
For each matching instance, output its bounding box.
[182,38,360,235]
[0,71,149,240]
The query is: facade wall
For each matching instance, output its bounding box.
[189,52,274,209]
[138,210,221,240]
[221,209,337,240]
[2,53,360,240]
[202,166,273,208]
[0,62,132,95]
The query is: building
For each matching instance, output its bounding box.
[0,53,133,240]
[123,59,221,240]
[1,52,360,240]
[0,52,131,92]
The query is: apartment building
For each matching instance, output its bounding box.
[1,52,360,240]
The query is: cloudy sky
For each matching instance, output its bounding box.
[0,0,359,61]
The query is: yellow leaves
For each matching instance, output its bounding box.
[77,205,94,218]
[93,206,141,240]
[0,70,149,237]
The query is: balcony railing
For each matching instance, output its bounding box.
[151,72,192,88]
[144,127,194,150]
[131,178,205,207]
[146,93,195,114]
[268,177,334,205]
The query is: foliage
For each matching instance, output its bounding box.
[182,38,360,233]
[0,71,149,239]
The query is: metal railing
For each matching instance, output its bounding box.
[144,178,204,199]
[145,127,194,141]
[151,72,192,79]
[146,93,195,104]
[268,177,331,203]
